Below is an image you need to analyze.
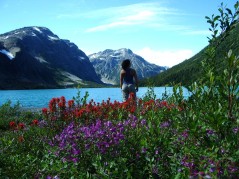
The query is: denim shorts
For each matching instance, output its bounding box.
[122,83,136,101]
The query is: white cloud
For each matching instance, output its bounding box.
[55,2,205,35]
[85,10,157,32]
[85,2,180,32]
[135,47,194,67]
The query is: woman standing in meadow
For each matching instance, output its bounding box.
[120,59,139,101]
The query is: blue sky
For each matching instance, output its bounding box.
[0,0,236,67]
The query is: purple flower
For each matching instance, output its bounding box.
[85,144,91,150]
[105,142,110,148]
[141,119,147,126]
[198,171,205,176]
[38,119,48,127]
[132,115,138,121]
[105,121,112,127]
[110,127,116,133]
[71,147,81,155]
[117,121,123,127]
[71,158,78,163]
[48,141,54,147]
[228,165,238,173]
[209,167,215,173]
[46,176,60,179]
[141,147,147,153]
[206,129,214,135]
[136,152,140,159]
[131,122,137,128]
[160,121,170,128]
[220,148,226,154]
[123,119,130,126]
[48,115,147,164]
[233,127,239,134]
[182,130,189,138]
[152,166,158,175]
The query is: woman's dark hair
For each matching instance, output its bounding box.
[121,59,131,70]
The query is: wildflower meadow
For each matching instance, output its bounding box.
[0,1,239,178]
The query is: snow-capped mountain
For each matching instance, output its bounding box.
[0,26,102,89]
[89,48,166,85]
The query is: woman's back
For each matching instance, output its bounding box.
[123,68,134,84]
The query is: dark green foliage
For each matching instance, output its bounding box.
[0,101,21,132]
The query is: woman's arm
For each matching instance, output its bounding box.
[133,69,139,91]
[120,70,125,89]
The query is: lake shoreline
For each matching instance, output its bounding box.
[0,87,190,109]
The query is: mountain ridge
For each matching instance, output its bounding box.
[0,26,168,89]
[89,48,166,85]
[0,26,103,89]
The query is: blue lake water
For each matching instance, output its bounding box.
[0,87,190,109]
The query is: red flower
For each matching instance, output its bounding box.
[32,119,38,126]
[161,101,168,107]
[130,106,136,113]
[75,108,86,118]
[49,98,57,112]
[58,102,65,108]
[129,92,135,100]
[18,123,25,129]
[68,100,74,108]
[42,108,48,115]
[58,96,66,109]
[121,101,128,109]
[9,121,16,128]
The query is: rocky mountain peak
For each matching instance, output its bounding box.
[89,48,166,85]
[0,26,59,42]
[0,26,102,89]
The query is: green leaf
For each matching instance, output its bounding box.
[205,16,210,20]
[145,156,150,162]
[174,172,182,179]
[226,8,233,16]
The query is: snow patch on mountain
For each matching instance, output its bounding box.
[35,56,48,63]
[0,49,14,60]
[33,27,42,33]
[48,35,59,41]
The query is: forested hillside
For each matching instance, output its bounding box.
[140,20,239,87]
